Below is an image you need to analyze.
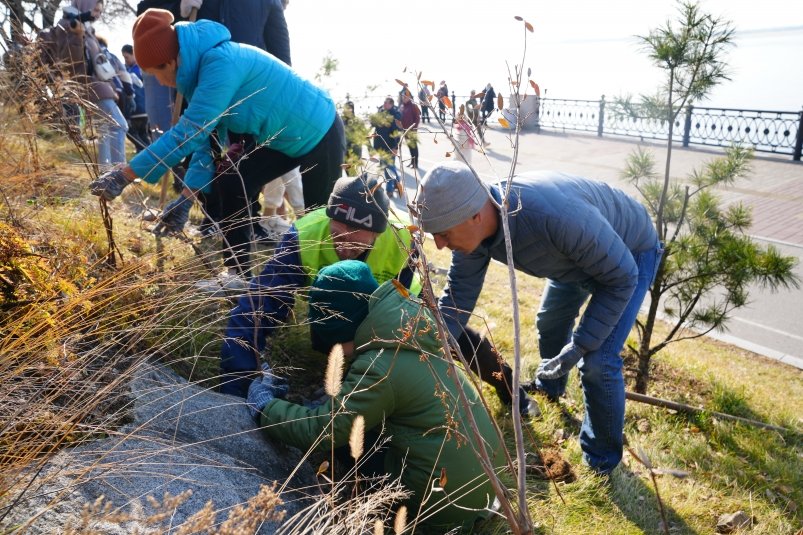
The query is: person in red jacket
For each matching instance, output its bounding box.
[397,89,421,169]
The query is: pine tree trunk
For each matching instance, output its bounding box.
[635,347,651,394]
[635,258,664,393]
[636,72,676,394]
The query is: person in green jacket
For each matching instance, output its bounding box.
[247,260,505,532]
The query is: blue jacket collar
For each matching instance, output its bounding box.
[483,182,520,251]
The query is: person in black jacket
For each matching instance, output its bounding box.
[121,44,151,152]
[370,97,401,197]
[436,80,449,122]
[418,84,431,124]
[481,83,496,122]
[176,0,290,62]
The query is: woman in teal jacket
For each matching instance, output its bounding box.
[90,8,344,274]
[248,261,504,532]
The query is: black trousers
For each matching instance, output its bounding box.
[127,116,152,152]
[405,136,419,167]
[420,105,430,123]
[203,116,345,273]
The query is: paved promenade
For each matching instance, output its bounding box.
[402,123,803,368]
[414,125,803,247]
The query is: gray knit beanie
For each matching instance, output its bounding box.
[417,161,490,234]
[326,174,389,233]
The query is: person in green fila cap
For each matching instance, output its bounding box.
[219,174,418,397]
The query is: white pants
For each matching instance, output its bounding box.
[455,128,473,165]
[262,166,304,216]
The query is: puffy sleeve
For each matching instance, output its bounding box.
[438,249,492,340]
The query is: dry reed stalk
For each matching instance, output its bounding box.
[324,344,345,397]
[349,415,365,461]
[393,505,407,534]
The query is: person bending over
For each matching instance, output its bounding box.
[416,161,662,475]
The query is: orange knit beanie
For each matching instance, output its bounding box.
[132,9,178,70]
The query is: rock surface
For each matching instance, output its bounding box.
[1,363,316,533]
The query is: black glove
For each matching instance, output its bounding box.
[89,168,130,201]
[153,193,193,235]
[456,327,515,405]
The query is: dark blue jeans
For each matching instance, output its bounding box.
[534,243,663,473]
[382,155,399,195]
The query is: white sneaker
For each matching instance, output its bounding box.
[186,224,223,240]
[194,270,248,296]
[261,216,292,235]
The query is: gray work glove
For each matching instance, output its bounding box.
[153,193,193,236]
[180,0,202,17]
[89,168,130,201]
[246,363,278,421]
[536,342,587,381]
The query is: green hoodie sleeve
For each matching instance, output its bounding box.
[259,351,395,451]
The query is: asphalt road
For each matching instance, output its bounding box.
[705,239,803,369]
[389,120,803,369]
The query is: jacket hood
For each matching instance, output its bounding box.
[175,19,231,96]
[354,282,443,357]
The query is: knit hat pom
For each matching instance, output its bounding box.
[132,8,178,70]
[308,260,379,353]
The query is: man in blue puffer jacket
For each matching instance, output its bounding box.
[183,0,291,63]
[89,8,344,275]
[416,161,663,475]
